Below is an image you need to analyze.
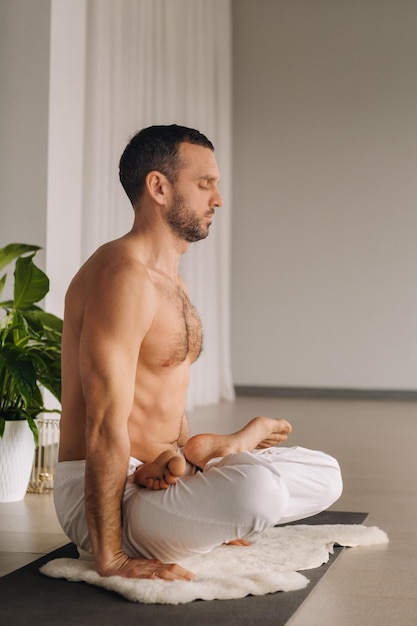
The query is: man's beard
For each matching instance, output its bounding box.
[165,191,212,243]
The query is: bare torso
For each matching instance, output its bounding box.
[58,235,202,463]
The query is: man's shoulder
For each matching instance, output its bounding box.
[68,240,155,302]
[89,240,151,278]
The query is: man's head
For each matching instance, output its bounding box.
[119,124,215,206]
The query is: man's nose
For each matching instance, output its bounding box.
[212,188,224,208]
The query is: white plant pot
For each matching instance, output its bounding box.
[0,420,36,502]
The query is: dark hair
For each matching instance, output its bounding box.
[119,124,214,205]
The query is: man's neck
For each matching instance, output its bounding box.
[127,218,189,281]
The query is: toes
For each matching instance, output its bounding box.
[164,473,178,485]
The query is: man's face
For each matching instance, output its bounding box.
[165,143,223,243]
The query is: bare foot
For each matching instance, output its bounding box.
[183,416,292,469]
[133,450,186,490]
[225,539,250,547]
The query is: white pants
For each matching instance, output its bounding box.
[54,446,342,562]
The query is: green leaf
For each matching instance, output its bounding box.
[22,309,63,334]
[0,244,41,272]
[40,375,62,403]
[27,416,39,447]
[0,243,62,430]
[14,255,49,308]
[0,273,6,300]
[0,417,5,437]
[0,351,38,404]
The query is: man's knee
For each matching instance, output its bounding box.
[215,460,289,533]
[301,451,343,513]
[322,456,343,508]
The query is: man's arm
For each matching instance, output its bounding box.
[79,260,192,580]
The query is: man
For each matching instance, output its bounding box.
[55,125,342,582]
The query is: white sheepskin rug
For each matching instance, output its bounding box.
[40,524,388,604]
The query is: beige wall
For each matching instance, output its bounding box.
[0,0,50,257]
[0,0,86,317]
[231,0,417,390]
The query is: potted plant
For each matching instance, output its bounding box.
[0,243,62,501]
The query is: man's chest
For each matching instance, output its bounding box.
[141,289,203,367]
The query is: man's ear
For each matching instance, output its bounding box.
[145,171,171,206]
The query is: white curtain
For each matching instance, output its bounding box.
[82,0,235,408]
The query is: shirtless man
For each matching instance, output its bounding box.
[55,125,342,582]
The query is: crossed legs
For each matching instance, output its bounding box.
[123,444,343,562]
[133,416,292,490]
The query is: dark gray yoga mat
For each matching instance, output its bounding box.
[1,510,367,626]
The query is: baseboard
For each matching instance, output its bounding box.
[234,385,417,401]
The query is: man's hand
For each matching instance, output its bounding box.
[98,552,194,580]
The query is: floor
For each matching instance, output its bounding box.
[1,395,416,625]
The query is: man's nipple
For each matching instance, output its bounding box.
[162,358,176,367]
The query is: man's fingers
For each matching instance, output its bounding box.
[153,563,194,580]
[108,558,194,580]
